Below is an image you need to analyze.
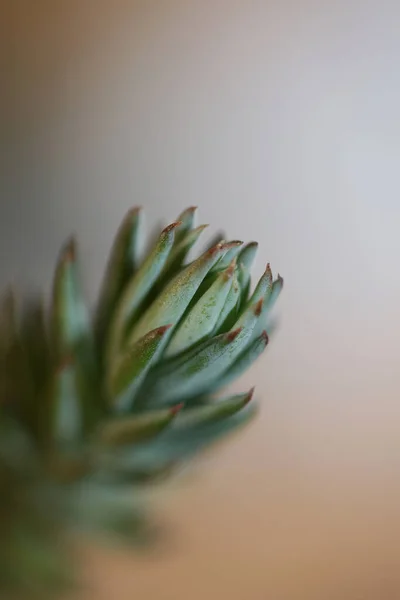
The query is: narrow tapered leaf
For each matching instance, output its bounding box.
[50,239,92,359]
[163,224,208,275]
[210,240,243,272]
[106,222,180,359]
[214,266,241,332]
[237,242,258,303]
[173,206,197,246]
[146,297,262,403]
[245,263,273,307]
[94,207,143,347]
[166,259,236,357]
[107,325,172,412]
[251,274,284,340]
[173,388,254,428]
[216,331,269,391]
[127,242,237,347]
[114,401,257,468]
[96,404,182,446]
[144,328,243,404]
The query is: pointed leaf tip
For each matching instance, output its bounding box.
[223,240,243,250]
[226,327,242,342]
[261,330,269,343]
[62,237,77,262]
[155,324,173,335]
[162,221,182,234]
[244,387,255,404]
[129,205,143,213]
[170,403,185,416]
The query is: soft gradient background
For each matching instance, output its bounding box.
[6,1,400,599]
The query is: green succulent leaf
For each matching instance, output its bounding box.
[214,264,241,332]
[147,297,262,404]
[161,223,208,278]
[113,392,257,469]
[173,206,197,246]
[96,404,182,446]
[216,331,269,391]
[95,207,143,348]
[246,263,273,307]
[106,222,180,359]
[50,239,92,360]
[128,241,237,347]
[210,240,243,272]
[107,325,173,412]
[173,388,254,428]
[237,242,258,304]
[251,274,284,340]
[166,258,236,357]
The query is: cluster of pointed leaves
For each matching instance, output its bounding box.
[0,207,283,597]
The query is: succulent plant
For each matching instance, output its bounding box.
[0,207,283,598]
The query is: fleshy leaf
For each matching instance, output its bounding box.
[216,331,269,391]
[127,242,236,347]
[245,263,273,307]
[162,224,208,276]
[113,396,257,468]
[107,325,172,413]
[173,388,254,428]
[213,266,241,332]
[146,297,262,403]
[94,207,143,348]
[165,259,236,357]
[173,206,197,246]
[237,242,258,303]
[50,239,92,359]
[96,404,182,446]
[210,240,243,272]
[106,222,180,359]
[251,274,284,340]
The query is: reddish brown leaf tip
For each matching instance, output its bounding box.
[155,324,173,336]
[254,298,264,316]
[277,274,284,285]
[163,221,182,234]
[222,240,243,250]
[208,242,224,256]
[244,387,255,405]
[170,403,184,416]
[62,237,76,262]
[261,330,269,344]
[128,206,143,216]
[226,327,242,342]
[186,205,198,213]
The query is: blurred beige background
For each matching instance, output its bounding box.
[6,1,400,598]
